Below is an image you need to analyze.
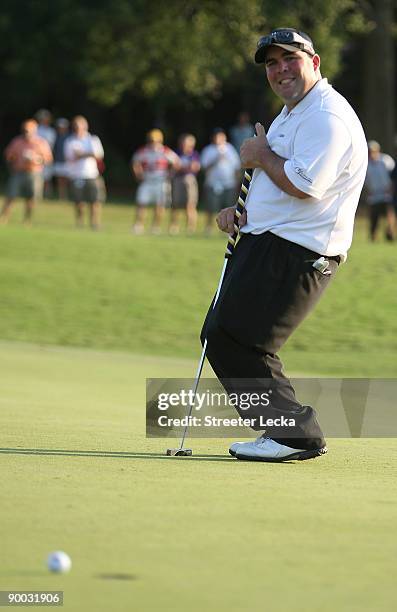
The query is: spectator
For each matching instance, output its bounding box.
[0,119,52,225]
[229,111,255,152]
[52,118,70,200]
[391,162,397,216]
[169,133,200,235]
[35,109,56,197]
[200,128,241,234]
[131,129,180,234]
[64,115,105,230]
[364,140,395,241]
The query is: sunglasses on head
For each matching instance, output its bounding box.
[257,30,315,56]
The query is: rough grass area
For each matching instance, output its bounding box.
[0,200,396,376]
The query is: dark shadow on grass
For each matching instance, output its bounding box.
[96,573,137,581]
[0,447,234,462]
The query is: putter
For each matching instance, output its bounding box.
[166,169,253,457]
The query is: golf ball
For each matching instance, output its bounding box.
[47,551,72,573]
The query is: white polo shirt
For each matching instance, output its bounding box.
[241,78,368,259]
[200,143,241,190]
[64,133,104,180]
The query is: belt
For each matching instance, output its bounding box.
[327,255,341,265]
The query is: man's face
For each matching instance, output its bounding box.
[264,46,320,109]
[21,121,37,140]
[73,119,88,137]
[213,132,226,146]
[180,136,195,152]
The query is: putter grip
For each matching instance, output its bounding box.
[225,169,253,258]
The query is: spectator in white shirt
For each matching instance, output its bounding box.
[64,115,105,230]
[364,140,395,241]
[200,128,241,234]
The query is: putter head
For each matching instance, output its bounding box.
[166,448,193,456]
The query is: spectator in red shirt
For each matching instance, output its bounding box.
[0,119,53,225]
[131,129,180,234]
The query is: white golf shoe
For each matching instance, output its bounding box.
[232,436,327,462]
[229,441,246,457]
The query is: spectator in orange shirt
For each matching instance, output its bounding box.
[0,119,53,225]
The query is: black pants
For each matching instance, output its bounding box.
[368,202,394,240]
[201,232,339,451]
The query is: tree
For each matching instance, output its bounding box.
[1,0,391,187]
[361,0,396,153]
[81,0,265,106]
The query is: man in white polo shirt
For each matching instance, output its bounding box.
[64,115,105,230]
[202,28,367,462]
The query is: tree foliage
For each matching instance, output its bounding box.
[0,0,370,112]
[81,1,265,106]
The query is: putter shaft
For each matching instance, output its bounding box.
[173,169,253,455]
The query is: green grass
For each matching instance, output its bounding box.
[0,199,396,376]
[1,201,397,611]
[1,342,396,612]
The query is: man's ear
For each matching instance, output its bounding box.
[313,54,321,71]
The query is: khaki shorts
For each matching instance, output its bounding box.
[69,177,106,204]
[172,174,199,209]
[7,172,44,200]
[136,179,171,207]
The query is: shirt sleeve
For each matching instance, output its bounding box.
[91,136,104,159]
[164,147,180,165]
[284,111,352,199]
[382,154,395,173]
[200,146,216,169]
[4,138,17,160]
[132,148,143,164]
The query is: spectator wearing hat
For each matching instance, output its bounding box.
[53,118,70,200]
[131,129,180,234]
[364,140,396,241]
[64,115,105,230]
[200,128,241,234]
[0,119,53,225]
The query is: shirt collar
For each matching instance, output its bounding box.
[281,78,330,116]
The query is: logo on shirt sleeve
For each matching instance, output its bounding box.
[294,166,313,184]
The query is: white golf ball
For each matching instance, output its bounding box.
[47,551,72,573]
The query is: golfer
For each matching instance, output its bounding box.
[202,28,368,462]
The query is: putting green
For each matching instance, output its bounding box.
[0,341,396,611]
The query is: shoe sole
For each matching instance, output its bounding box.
[234,446,327,462]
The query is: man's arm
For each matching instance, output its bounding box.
[40,140,53,165]
[240,123,309,199]
[4,139,17,163]
[165,148,181,171]
[132,160,144,181]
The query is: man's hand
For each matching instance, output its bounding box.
[240,122,309,199]
[240,122,269,169]
[216,206,247,234]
